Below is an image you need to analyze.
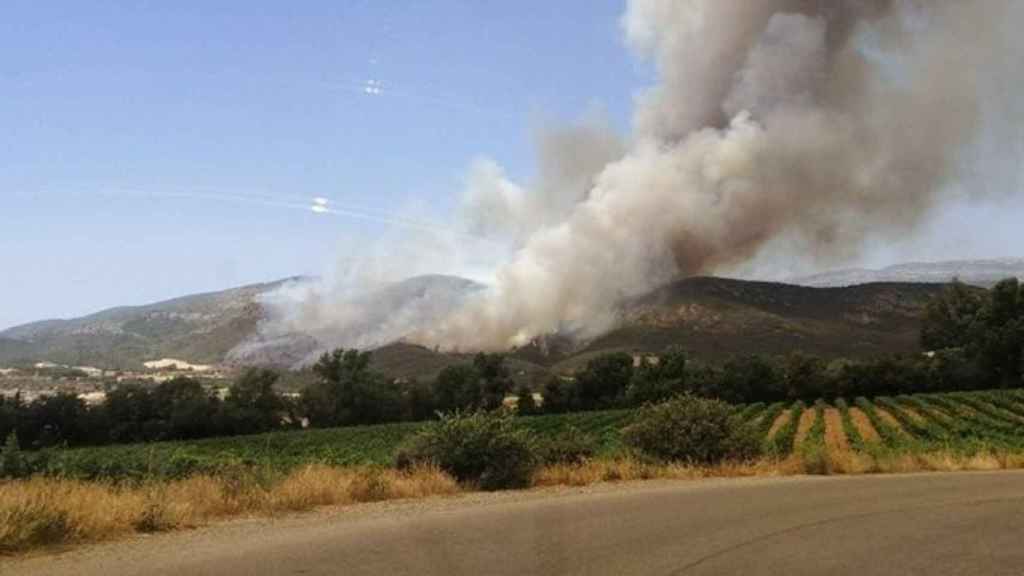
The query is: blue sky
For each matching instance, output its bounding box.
[3,1,1022,331]
[0,1,643,329]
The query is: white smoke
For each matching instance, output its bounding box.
[251,0,1024,356]
[413,0,1023,350]
[462,119,625,245]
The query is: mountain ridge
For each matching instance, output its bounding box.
[3,258,1016,375]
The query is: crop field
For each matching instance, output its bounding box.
[24,410,638,481]
[18,389,1024,482]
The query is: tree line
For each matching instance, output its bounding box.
[2,278,1021,450]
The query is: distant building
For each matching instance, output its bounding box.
[143,358,215,372]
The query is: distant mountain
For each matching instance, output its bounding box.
[789,258,1024,288]
[0,278,310,369]
[225,275,485,368]
[1,270,969,376]
[514,277,951,373]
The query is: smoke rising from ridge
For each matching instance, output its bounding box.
[249,0,1023,357]
[413,0,1022,350]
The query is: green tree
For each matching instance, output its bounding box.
[971,279,1023,386]
[224,368,285,434]
[303,349,401,427]
[513,384,538,415]
[921,280,985,351]
[431,353,513,412]
[575,352,633,409]
[626,347,688,405]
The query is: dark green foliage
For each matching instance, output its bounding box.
[623,395,761,464]
[921,280,986,351]
[223,368,287,435]
[514,385,539,416]
[769,401,805,456]
[540,377,579,414]
[921,278,1023,387]
[394,411,537,490]
[782,355,828,401]
[302,349,403,427]
[711,355,784,403]
[626,347,687,405]
[834,398,865,451]
[970,279,1023,386]
[1,432,29,478]
[536,426,596,465]
[431,353,513,412]
[574,352,634,409]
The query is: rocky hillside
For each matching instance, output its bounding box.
[527,277,950,374]
[1,271,974,377]
[0,278,308,369]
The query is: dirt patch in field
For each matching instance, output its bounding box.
[849,408,881,443]
[767,411,790,440]
[824,409,850,452]
[876,408,908,436]
[794,408,818,446]
[901,406,927,424]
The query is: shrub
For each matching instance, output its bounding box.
[1,432,30,479]
[393,411,537,491]
[623,395,761,465]
[0,502,72,552]
[537,427,597,466]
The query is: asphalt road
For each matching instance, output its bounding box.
[9,471,1024,576]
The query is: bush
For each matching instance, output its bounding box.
[623,395,761,465]
[393,411,537,491]
[1,432,29,478]
[0,502,72,552]
[537,427,596,466]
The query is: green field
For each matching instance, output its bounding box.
[22,389,1024,481]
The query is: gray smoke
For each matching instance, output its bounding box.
[462,119,625,245]
[415,0,1023,350]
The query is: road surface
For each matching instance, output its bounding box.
[8,471,1024,575]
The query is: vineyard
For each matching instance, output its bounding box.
[20,388,1024,481]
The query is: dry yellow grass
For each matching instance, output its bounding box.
[533,458,782,487]
[7,450,1024,555]
[767,410,791,439]
[849,407,881,443]
[0,466,459,554]
[794,409,818,446]
[875,408,909,437]
[823,409,850,453]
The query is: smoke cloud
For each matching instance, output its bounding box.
[251,0,1023,357]
[415,0,1023,350]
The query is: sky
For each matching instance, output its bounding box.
[1,0,1021,331]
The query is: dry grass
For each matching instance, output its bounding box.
[794,409,817,446]
[875,408,909,437]
[533,458,782,487]
[849,407,881,443]
[0,466,459,554]
[823,409,850,453]
[7,448,1024,555]
[766,410,791,439]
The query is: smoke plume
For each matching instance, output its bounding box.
[415,0,1022,350]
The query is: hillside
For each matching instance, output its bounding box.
[1,273,964,376]
[0,278,308,369]
[527,277,950,373]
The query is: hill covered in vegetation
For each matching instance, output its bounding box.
[0,274,957,374]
